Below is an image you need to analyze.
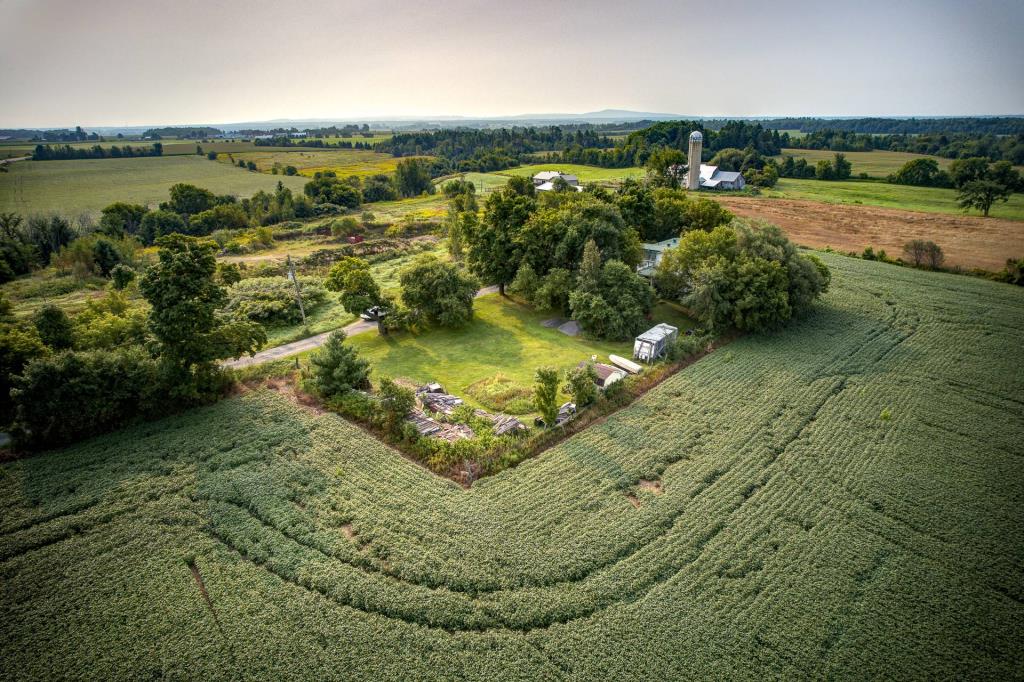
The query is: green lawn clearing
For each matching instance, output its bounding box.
[347,293,669,407]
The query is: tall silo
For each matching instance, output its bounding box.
[687,130,702,191]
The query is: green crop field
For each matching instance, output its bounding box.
[499,163,645,183]
[766,177,1024,220]
[0,156,308,217]
[215,149,414,178]
[775,148,956,177]
[1,251,1021,679]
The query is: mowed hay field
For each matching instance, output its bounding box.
[715,195,1024,270]
[2,253,1022,680]
[775,148,956,177]
[0,156,308,217]
[216,149,413,178]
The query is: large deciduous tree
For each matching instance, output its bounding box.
[140,234,265,401]
[399,254,479,327]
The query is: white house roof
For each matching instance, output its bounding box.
[533,171,579,184]
[642,237,680,252]
[636,323,679,344]
[689,164,744,188]
[536,181,583,192]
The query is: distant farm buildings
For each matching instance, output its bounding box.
[685,164,746,190]
[532,171,583,192]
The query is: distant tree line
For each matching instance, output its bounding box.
[764,117,1024,136]
[142,126,223,139]
[253,136,376,150]
[32,143,164,161]
[782,129,1024,164]
[377,127,616,172]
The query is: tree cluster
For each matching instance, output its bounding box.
[655,221,830,333]
[32,143,164,161]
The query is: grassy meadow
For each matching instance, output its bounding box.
[0,156,308,217]
[1,252,1021,679]
[214,149,410,178]
[766,177,1024,220]
[775,148,956,177]
[499,163,645,183]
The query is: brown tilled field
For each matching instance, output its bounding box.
[713,196,1024,270]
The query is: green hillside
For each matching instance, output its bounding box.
[0,156,309,217]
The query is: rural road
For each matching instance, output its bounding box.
[224,285,500,369]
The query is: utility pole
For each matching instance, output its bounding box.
[286,254,306,326]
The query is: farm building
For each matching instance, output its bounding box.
[684,164,746,190]
[636,237,680,277]
[578,361,626,389]
[532,171,583,192]
[634,323,679,362]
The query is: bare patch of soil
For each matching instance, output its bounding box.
[713,196,1024,270]
[638,479,664,495]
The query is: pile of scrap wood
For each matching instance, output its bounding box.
[406,409,475,441]
[473,409,526,436]
[416,384,463,415]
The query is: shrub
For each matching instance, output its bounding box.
[533,366,560,427]
[0,326,48,425]
[465,374,534,414]
[308,330,370,398]
[33,305,75,350]
[11,347,161,450]
[377,377,415,434]
[564,363,598,407]
[224,277,327,324]
[508,262,541,302]
[110,264,136,290]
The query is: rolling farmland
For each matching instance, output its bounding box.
[1,252,1021,679]
[762,177,1024,221]
[215,149,416,178]
[0,156,308,217]
[775,148,956,177]
[499,163,645,183]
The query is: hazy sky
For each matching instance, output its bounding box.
[1,0,1022,127]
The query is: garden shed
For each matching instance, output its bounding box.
[633,323,679,363]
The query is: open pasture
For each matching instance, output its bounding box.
[775,148,956,177]
[1,252,1021,679]
[760,177,1024,221]
[0,155,308,217]
[216,149,411,178]
[499,163,645,183]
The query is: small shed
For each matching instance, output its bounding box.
[633,323,679,363]
[578,361,626,389]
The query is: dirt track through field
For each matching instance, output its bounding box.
[713,197,1024,270]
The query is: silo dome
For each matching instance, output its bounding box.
[689,131,703,141]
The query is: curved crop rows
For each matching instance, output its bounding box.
[1,252,1022,680]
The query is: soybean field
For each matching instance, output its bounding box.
[1,252,1022,680]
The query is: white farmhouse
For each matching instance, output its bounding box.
[532,170,583,192]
